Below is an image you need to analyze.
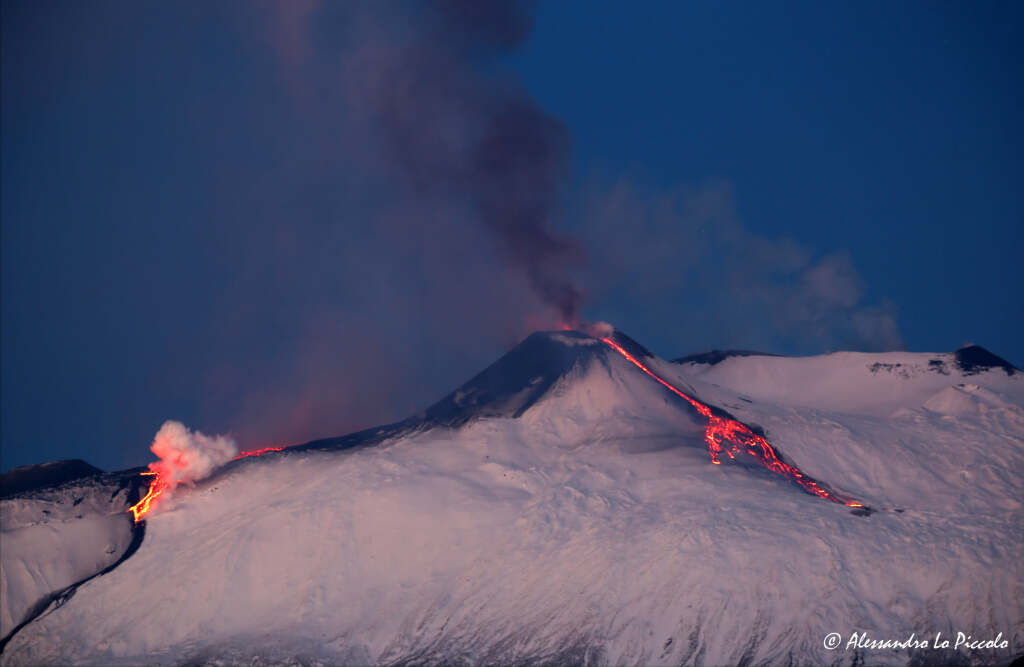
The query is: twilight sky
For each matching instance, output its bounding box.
[2,1,1021,472]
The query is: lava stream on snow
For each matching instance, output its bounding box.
[129,333,864,523]
[128,446,286,523]
[600,337,864,508]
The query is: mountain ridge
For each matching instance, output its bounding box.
[2,328,1022,665]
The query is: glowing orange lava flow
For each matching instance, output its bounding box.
[600,337,862,508]
[128,471,169,522]
[127,446,287,523]
[232,446,286,460]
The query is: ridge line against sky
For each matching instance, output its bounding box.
[1,1,1020,471]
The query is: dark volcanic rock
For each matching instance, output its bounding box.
[954,345,1018,376]
[672,350,780,366]
[0,460,103,499]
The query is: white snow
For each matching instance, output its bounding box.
[1,483,135,638]
[2,339,1022,665]
[671,350,1024,417]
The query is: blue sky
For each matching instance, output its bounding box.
[510,1,1022,359]
[2,2,1020,472]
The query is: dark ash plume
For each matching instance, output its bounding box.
[351,1,583,324]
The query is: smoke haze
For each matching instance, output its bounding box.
[576,179,902,355]
[198,0,587,447]
[1,1,906,470]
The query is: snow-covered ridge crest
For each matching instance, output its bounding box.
[673,345,1023,417]
[2,328,1022,665]
[421,329,671,427]
[0,473,139,641]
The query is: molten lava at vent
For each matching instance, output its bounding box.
[128,445,286,523]
[127,335,862,522]
[128,471,168,523]
[600,337,863,508]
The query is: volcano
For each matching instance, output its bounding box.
[2,329,1022,666]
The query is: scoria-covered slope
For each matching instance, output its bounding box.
[2,331,1022,666]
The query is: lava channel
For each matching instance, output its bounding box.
[600,337,863,508]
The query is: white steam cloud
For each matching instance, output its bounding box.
[148,420,238,487]
[581,321,615,338]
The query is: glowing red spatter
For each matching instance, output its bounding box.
[232,446,285,460]
[127,446,287,523]
[600,337,862,508]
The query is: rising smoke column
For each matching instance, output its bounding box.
[128,421,238,522]
[346,1,584,325]
[198,1,589,448]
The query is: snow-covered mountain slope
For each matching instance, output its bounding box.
[671,345,1022,417]
[2,331,1022,666]
[0,468,143,641]
[658,347,1024,516]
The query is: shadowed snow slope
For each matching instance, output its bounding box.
[2,331,1022,666]
[0,470,142,640]
[0,461,103,499]
[421,331,707,447]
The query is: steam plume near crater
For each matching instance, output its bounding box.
[201,0,898,450]
[148,420,237,489]
[126,420,239,521]
[199,0,589,448]
[0,1,901,467]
